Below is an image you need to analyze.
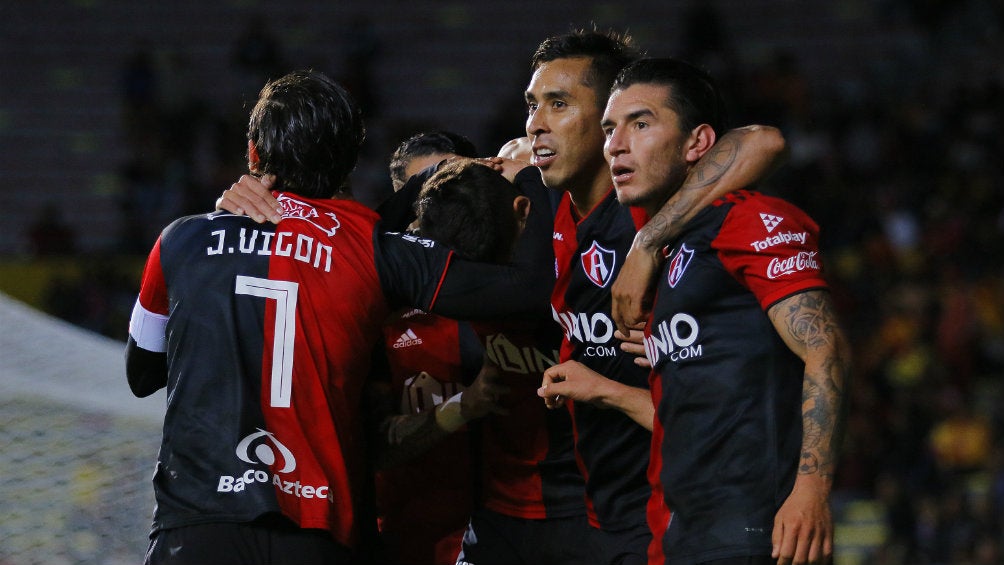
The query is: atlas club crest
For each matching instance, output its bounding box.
[581,241,616,288]
[667,244,695,288]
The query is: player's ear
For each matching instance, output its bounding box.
[248,140,260,172]
[513,195,531,229]
[684,124,717,163]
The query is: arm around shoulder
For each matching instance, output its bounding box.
[610,124,788,334]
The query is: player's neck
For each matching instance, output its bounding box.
[567,169,613,218]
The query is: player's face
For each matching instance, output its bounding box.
[524,57,608,192]
[602,83,692,215]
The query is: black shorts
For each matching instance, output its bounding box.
[455,507,595,565]
[144,515,355,565]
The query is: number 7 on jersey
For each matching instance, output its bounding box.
[235,275,299,408]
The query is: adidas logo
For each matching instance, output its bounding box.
[759,213,783,233]
[392,328,423,349]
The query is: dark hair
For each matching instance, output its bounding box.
[530,28,641,108]
[415,161,521,263]
[388,130,478,190]
[612,57,728,135]
[247,69,365,199]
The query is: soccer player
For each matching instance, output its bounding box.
[372,130,486,565]
[600,57,851,565]
[387,130,478,192]
[371,158,550,565]
[125,70,549,565]
[388,158,593,565]
[525,30,788,565]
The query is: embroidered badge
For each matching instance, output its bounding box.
[667,244,695,288]
[580,241,616,288]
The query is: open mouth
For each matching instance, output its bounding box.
[611,164,634,184]
[531,146,556,167]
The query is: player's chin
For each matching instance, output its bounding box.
[539,167,564,190]
[614,185,643,207]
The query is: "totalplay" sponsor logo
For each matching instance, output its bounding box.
[749,231,807,252]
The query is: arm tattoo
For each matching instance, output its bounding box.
[635,131,744,249]
[777,291,850,479]
[686,134,739,189]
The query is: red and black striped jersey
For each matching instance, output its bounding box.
[551,188,654,531]
[132,194,452,548]
[645,190,828,564]
[377,310,483,565]
[465,167,586,520]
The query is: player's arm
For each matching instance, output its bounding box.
[125,301,168,397]
[370,361,508,469]
[766,289,851,565]
[125,238,170,397]
[376,231,551,321]
[125,338,167,397]
[376,162,443,230]
[429,255,553,320]
[611,125,787,334]
[538,361,654,431]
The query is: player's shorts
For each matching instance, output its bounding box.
[590,521,651,565]
[144,513,354,565]
[455,507,594,565]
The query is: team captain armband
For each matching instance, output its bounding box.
[129,299,168,353]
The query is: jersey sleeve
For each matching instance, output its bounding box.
[375,162,442,231]
[374,229,455,311]
[126,235,170,396]
[129,236,169,352]
[712,195,829,310]
[431,255,552,320]
[374,228,553,321]
[510,166,558,277]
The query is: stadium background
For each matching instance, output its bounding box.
[0,1,1001,563]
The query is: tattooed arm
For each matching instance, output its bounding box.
[611,125,787,334]
[766,289,851,565]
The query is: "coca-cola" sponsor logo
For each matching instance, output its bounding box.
[766,251,819,279]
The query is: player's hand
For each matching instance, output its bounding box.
[480,156,532,182]
[611,243,662,335]
[461,363,509,420]
[615,324,651,369]
[538,361,608,409]
[772,474,833,565]
[216,174,283,224]
[497,136,532,162]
